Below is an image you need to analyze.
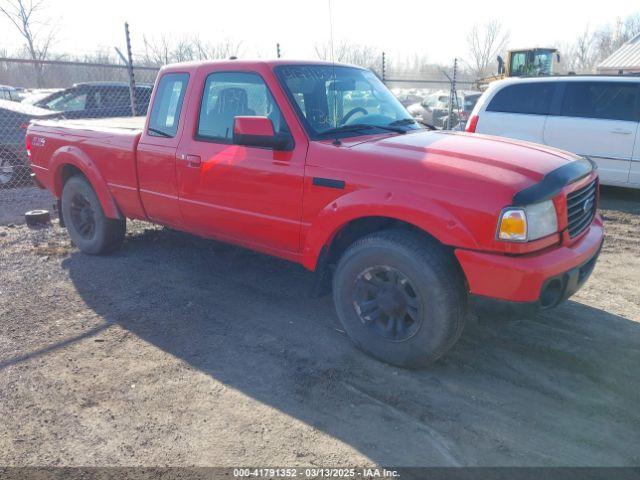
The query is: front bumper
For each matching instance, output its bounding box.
[455,216,604,306]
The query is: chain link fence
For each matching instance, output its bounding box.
[0,54,479,224]
[0,57,159,190]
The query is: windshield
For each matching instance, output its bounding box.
[275,65,420,139]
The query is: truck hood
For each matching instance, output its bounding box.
[308,129,594,253]
[349,130,580,187]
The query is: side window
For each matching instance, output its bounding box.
[487,83,555,115]
[97,88,130,108]
[561,82,639,122]
[46,91,88,112]
[197,72,289,142]
[147,73,189,138]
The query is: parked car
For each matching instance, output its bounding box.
[396,93,424,107]
[466,76,640,188]
[0,84,26,102]
[408,91,482,129]
[0,100,60,186]
[451,91,482,130]
[21,88,63,106]
[28,60,603,367]
[34,82,153,119]
[407,92,448,128]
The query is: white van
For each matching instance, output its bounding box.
[466,76,640,189]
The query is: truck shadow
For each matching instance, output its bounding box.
[61,225,640,466]
[599,186,640,215]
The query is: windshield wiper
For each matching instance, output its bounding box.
[148,127,172,138]
[388,118,437,130]
[321,123,406,136]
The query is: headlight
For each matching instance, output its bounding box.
[497,200,558,242]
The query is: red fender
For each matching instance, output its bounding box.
[301,188,479,271]
[50,145,122,219]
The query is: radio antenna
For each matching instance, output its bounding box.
[328,0,340,145]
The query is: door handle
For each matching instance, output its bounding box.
[611,129,632,135]
[178,153,202,167]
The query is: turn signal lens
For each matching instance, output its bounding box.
[498,209,527,241]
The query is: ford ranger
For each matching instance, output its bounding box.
[27,60,604,367]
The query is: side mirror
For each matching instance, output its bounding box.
[233,116,289,150]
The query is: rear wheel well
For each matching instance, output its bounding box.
[60,164,84,186]
[57,165,86,227]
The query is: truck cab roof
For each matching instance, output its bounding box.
[160,58,367,73]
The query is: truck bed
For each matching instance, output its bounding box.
[28,116,147,221]
[32,115,146,133]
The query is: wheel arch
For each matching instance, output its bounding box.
[51,146,121,219]
[301,190,479,271]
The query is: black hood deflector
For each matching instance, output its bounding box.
[513,157,595,205]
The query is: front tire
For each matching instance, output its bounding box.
[61,175,125,254]
[332,229,467,368]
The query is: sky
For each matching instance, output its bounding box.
[1,0,639,65]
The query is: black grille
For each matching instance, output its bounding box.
[566,179,597,238]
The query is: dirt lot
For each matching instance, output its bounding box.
[0,187,54,226]
[0,186,639,467]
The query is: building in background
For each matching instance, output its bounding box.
[597,33,640,74]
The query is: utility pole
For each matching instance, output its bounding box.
[276,43,281,59]
[382,52,386,83]
[446,58,458,130]
[124,22,137,116]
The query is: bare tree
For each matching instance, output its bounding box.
[568,27,596,72]
[192,36,242,61]
[592,13,640,63]
[562,13,640,72]
[142,34,242,66]
[314,41,380,72]
[0,0,55,86]
[142,34,173,66]
[466,20,510,78]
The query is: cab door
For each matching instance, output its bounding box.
[544,81,639,185]
[176,69,306,257]
[137,72,190,227]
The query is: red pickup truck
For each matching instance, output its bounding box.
[27,60,603,367]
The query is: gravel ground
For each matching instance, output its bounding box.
[0,186,638,467]
[0,187,54,225]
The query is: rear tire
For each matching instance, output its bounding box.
[61,175,125,254]
[332,229,467,368]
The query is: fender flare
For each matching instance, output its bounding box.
[50,145,121,219]
[301,188,479,270]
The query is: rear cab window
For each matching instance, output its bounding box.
[147,73,189,138]
[487,82,556,115]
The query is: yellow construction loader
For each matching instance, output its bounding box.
[478,48,562,89]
